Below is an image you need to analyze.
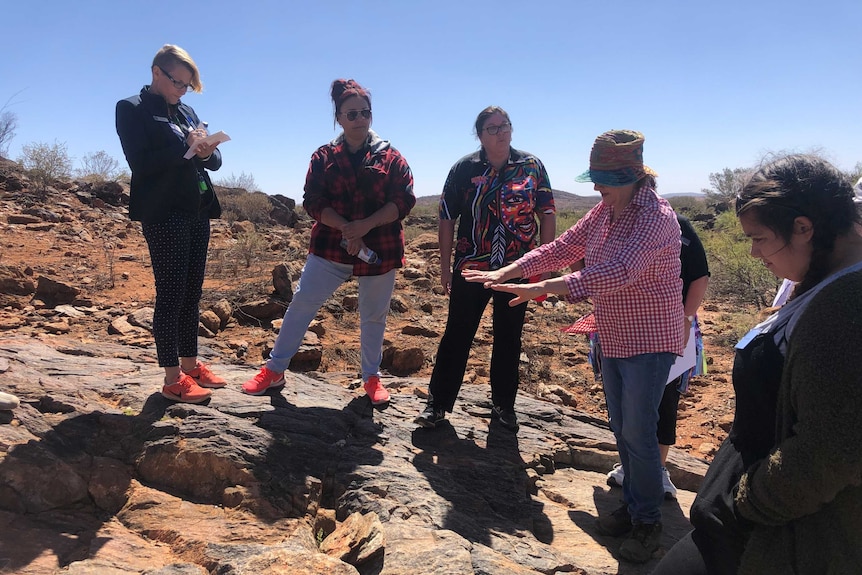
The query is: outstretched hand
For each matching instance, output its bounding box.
[462,268,546,307]
[461,268,507,288]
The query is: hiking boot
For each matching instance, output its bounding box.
[619,521,663,563]
[595,504,632,537]
[162,373,212,404]
[241,366,285,395]
[183,361,227,388]
[490,405,519,432]
[662,466,678,500]
[606,462,624,487]
[0,391,20,410]
[415,403,447,428]
[364,376,390,405]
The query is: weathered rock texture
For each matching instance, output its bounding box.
[0,335,707,574]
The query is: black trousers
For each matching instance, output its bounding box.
[429,269,527,412]
[141,212,210,368]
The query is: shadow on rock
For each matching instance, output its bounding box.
[411,417,552,547]
[567,484,691,570]
[0,337,387,573]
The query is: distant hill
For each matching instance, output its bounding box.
[415,189,704,214]
[414,189,599,214]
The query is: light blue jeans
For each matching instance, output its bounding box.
[601,352,676,524]
[266,254,396,381]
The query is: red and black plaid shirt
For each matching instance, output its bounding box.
[303,130,415,276]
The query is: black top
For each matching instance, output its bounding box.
[678,214,710,302]
[115,86,222,223]
[687,326,785,574]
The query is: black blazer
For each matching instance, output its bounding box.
[116,86,222,223]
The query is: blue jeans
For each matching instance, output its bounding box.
[601,352,676,524]
[266,254,396,381]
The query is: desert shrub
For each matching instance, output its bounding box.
[219,191,272,224]
[18,140,73,191]
[555,210,588,236]
[226,231,268,269]
[668,195,712,220]
[0,109,17,157]
[76,150,126,182]
[701,211,777,307]
[711,310,760,349]
[215,171,260,192]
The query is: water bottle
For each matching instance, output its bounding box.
[340,239,379,264]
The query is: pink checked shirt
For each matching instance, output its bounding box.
[518,185,684,358]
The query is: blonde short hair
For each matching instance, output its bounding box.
[151,44,203,93]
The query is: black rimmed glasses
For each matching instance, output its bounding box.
[158,66,191,92]
[342,109,372,121]
[483,122,512,136]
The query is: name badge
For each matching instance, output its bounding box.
[734,326,762,350]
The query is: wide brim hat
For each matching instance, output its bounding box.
[575,129,658,186]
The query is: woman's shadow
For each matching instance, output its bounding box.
[411,416,553,546]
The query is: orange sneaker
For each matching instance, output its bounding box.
[241,366,285,395]
[162,373,212,403]
[184,361,227,388]
[364,376,390,405]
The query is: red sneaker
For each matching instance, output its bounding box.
[184,361,227,388]
[241,366,285,395]
[162,373,212,404]
[364,376,390,405]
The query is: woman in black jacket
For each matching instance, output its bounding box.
[116,44,225,404]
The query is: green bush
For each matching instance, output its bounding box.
[702,211,777,306]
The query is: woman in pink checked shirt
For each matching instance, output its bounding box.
[463,130,684,564]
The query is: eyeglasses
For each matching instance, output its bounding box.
[158,66,191,92]
[483,122,512,136]
[341,109,372,121]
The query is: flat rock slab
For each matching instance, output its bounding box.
[0,335,707,574]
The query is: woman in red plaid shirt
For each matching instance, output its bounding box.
[464,130,684,564]
[241,79,415,404]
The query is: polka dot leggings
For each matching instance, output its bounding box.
[141,212,210,367]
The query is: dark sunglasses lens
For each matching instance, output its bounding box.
[345,110,371,121]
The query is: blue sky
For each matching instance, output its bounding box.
[3,0,861,202]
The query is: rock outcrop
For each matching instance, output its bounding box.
[0,335,707,574]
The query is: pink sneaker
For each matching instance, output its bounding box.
[364,376,390,405]
[242,366,285,395]
[184,361,226,388]
[162,373,212,404]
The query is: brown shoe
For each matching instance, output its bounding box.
[162,373,212,403]
[184,361,226,388]
[619,521,662,563]
[595,504,632,537]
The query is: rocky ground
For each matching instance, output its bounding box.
[0,159,738,461]
[0,158,748,574]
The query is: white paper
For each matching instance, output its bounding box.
[667,323,697,384]
[184,131,231,159]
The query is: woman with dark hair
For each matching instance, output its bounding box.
[414,106,556,432]
[463,130,684,564]
[242,79,415,405]
[116,44,225,404]
[653,154,862,574]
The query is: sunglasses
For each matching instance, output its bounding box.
[158,66,191,92]
[341,109,372,121]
